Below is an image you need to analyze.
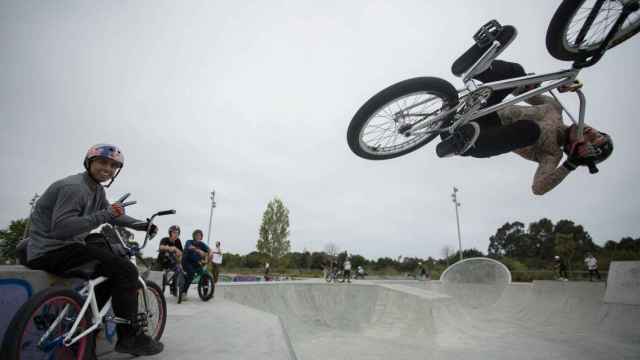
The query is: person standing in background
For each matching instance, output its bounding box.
[264,262,270,281]
[211,241,223,283]
[584,253,601,281]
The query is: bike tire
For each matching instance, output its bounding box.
[138,280,167,341]
[176,272,185,304]
[546,0,640,61]
[347,77,458,160]
[1,287,94,360]
[197,273,215,301]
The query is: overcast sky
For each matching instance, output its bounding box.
[2,1,639,260]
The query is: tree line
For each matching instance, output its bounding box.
[2,209,638,277]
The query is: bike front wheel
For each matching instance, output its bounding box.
[176,272,186,304]
[138,280,167,341]
[1,287,94,360]
[347,77,458,160]
[546,0,640,61]
[197,272,215,301]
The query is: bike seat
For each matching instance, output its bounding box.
[60,260,101,279]
[451,24,517,77]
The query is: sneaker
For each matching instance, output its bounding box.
[436,122,480,158]
[115,334,164,356]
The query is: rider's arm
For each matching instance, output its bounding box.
[48,185,114,239]
[531,155,570,195]
[497,105,549,126]
[110,214,148,231]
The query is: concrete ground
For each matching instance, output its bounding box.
[97,274,640,360]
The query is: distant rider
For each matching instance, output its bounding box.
[182,229,211,297]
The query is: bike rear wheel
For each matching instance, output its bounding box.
[546,0,640,61]
[197,272,215,301]
[347,77,458,160]
[1,287,94,360]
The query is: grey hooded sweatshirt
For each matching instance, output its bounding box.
[27,172,144,262]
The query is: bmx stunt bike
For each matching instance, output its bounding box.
[192,263,215,301]
[163,255,215,302]
[1,204,176,360]
[347,0,640,173]
[160,253,188,304]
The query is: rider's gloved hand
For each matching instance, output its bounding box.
[563,141,590,171]
[109,193,136,218]
[149,223,158,237]
[129,220,157,234]
[109,202,126,217]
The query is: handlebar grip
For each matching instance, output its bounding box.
[157,210,176,216]
[587,162,599,174]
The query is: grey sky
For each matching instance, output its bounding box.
[2,1,639,260]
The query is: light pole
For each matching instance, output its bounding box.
[207,189,216,246]
[451,186,463,262]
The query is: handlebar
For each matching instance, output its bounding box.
[141,209,177,250]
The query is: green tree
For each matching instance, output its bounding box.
[554,233,577,273]
[256,197,291,266]
[0,219,28,262]
[487,222,526,257]
[310,252,327,269]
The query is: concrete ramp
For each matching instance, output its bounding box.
[604,261,640,305]
[219,280,640,360]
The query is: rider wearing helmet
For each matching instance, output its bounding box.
[24,144,163,356]
[554,255,569,281]
[436,60,614,195]
[181,229,211,296]
[158,225,184,270]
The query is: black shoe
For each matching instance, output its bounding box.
[436,122,480,158]
[115,334,164,356]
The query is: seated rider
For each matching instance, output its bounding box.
[436,60,614,195]
[157,225,183,270]
[181,229,210,295]
[24,144,163,356]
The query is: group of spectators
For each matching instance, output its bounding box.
[554,253,601,281]
[157,225,223,295]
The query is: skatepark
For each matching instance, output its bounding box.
[98,259,640,360]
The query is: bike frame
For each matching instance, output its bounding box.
[55,274,150,347]
[36,210,173,349]
[407,54,586,140]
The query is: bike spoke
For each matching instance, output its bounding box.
[359,91,446,154]
[566,0,640,50]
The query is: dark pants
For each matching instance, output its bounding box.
[343,269,351,282]
[463,60,542,158]
[182,261,201,293]
[588,269,601,281]
[27,243,140,338]
[558,267,568,279]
